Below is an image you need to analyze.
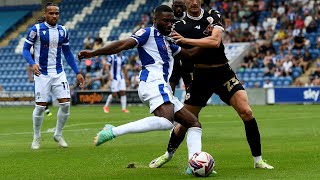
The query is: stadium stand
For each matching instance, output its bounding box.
[0,0,319,92]
[0,5,41,39]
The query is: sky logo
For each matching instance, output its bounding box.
[303,89,320,101]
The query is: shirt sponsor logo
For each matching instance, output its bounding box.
[135,29,146,36]
[194,25,200,29]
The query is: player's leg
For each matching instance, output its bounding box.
[94,103,175,146]
[104,80,118,113]
[229,90,274,169]
[31,74,50,149]
[149,77,206,168]
[149,104,203,168]
[94,80,176,146]
[119,79,129,113]
[217,65,273,169]
[52,72,71,148]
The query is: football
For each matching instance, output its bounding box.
[188,151,215,177]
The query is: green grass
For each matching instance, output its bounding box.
[0,105,319,179]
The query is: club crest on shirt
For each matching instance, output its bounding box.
[59,30,65,37]
[207,17,214,24]
[135,29,146,36]
[29,30,36,39]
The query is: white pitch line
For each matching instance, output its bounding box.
[0,115,318,136]
[0,128,91,136]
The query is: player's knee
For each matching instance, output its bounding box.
[188,117,201,128]
[159,117,174,130]
[59,102,70,115]
[34,105,46,116]
[239,108,253,121]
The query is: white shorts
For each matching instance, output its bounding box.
[110,79,126,92]
[34,72,71,102]
[138,79,183,114]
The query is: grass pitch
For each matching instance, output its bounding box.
[0,104,319,179]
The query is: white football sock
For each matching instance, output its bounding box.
[120,95,127,110]
[254,156,262,163]
[32,105,46,139]
[54,102,70,137]
[112,116,173,137]
[187,127,202,160]
[105,94,112,107]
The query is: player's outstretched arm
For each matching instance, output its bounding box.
[78,38,137,60]
[171,28,223,48]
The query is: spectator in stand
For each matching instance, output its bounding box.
[306,16,318,33]
[294,15,305,30]
[83,73,93,90]
[274,61,284,77]
[93,37,103,50]
[240,17,249,31]
[83,35,94,50]
[282,56,293,77]
[84,58,92,73]
[93,56,108,88]
[293,79,304,87]
[263,79,274,89]
[293,32,306,49]
[300,50,312,73]
[130,71,139,90]
[316,35,320,49]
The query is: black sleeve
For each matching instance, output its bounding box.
[208,9,224,31]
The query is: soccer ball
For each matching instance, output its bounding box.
[188,151,215,177]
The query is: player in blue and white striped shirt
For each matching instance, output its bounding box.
[78,5,203,164]
[22,2,84,150]
[104,52,129,113]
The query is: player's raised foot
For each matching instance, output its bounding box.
[53,135,68,148]
[103,106,109,113]
[94,124,115,146]
[31,138,41,150]
[254,160,274,169]
[186,167,192,175]
[149,153,173,168]
[122,109,129,113]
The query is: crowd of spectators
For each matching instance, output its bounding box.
[204,0,320,87]
[78,0,320,91]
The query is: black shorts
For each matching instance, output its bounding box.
[169,59,193,89]
[184,63,245,107]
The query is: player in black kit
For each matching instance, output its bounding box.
[169,0,192,93]
[149,0,274,173]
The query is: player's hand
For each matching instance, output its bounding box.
[32,64,41,76]
[76,73,85,88]
[170,31,186,44]
[78,50,93,61]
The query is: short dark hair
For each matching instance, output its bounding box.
[45,2,58,11]
[154,5,173,14]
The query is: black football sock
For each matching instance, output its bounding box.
[167,130,185,154]
[244,118,262,157]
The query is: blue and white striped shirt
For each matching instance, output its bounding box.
[130,26,181,82]
[107,54,126,80]
[24,22,76,75]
